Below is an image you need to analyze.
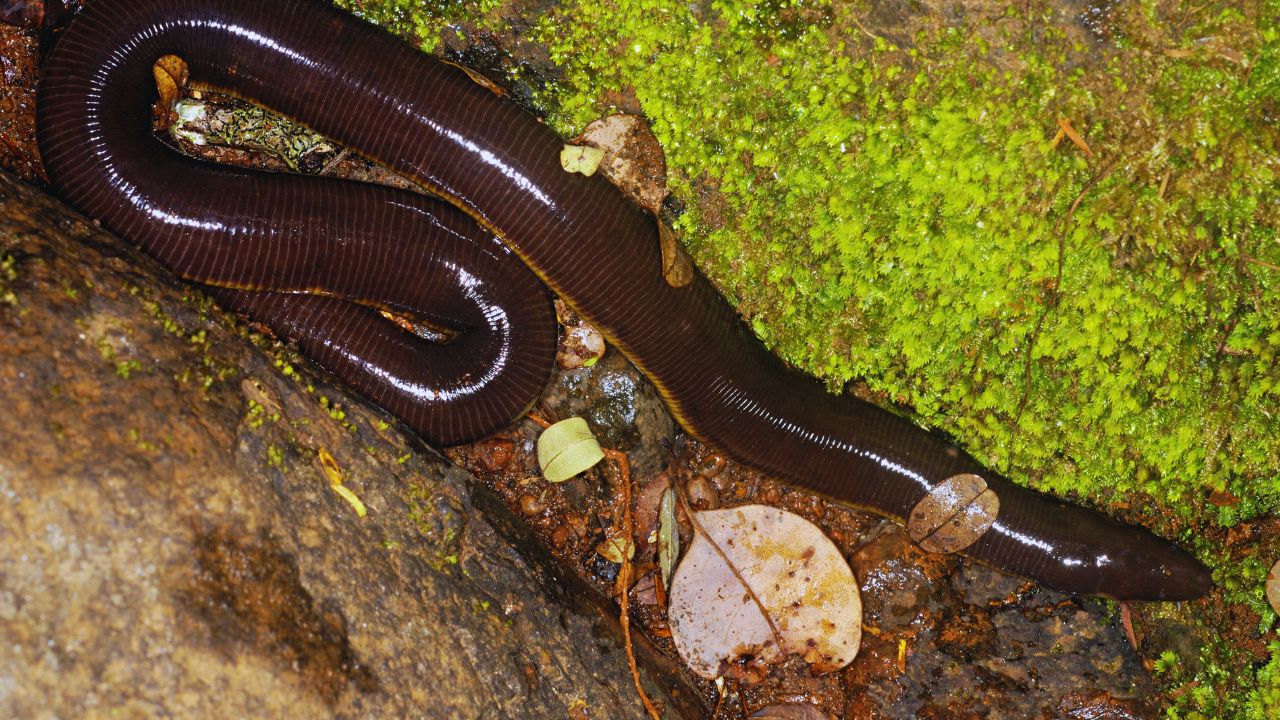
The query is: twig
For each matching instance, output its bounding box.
[850,16,880,42]
[604,447,662,720]
[318,147,351,176]
[1244,255,1280,272]
[712,682,727,717]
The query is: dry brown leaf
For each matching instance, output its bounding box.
[907,473,999,554]
[576,114,667,214]
[151,54,189,130]
[659,220,694,288]
[1267,560,1280,616]
[1056,117,1094,157]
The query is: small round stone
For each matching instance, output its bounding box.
[685,475,718,509]
[518,493,546,517]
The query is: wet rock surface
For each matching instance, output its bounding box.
[0,170,699,719]
[540,348,675,481]
[456,353,1163,719]
[0,22,40,183]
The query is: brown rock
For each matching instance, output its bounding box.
[0,170,698,718]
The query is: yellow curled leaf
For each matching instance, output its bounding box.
[317,447,344,486]
[537,417,604,482]
[317,447,366,517]
[560,144,605,176]
[152,54,189,111]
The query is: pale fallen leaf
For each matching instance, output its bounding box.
[576,113,668,214]
[668,505,861,679]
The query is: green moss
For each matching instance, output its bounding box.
[245,398,281,429]
[1247,643,1280,718]
[1154,649,1180,675]
[114,359,142,379]
[274,358,300,380]
[336,0,1276,713]
[334,0,505,51]
[266,444,285,467]
[127,427,157,452]
[404,478,464,571]
[345,0,1280,521]
[528,1,1276,520]
[0,252,17,306]
[318,394,356,431]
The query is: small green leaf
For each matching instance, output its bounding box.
[537,417,604,482]
[560,143,605,176]
[658,487,679,591]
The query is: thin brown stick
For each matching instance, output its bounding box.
[712,683,727,717]
[604,447,661,720]
[318,146,351,176]
[1244,255,1280,272]
[850,16,880,41]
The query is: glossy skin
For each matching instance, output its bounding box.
[38,0,1212,600]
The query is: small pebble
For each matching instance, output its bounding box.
[519,493,546,517]
[478,438,515,471]
[685,475,718,509]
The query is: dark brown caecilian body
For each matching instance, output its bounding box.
[38,0,1211,600]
